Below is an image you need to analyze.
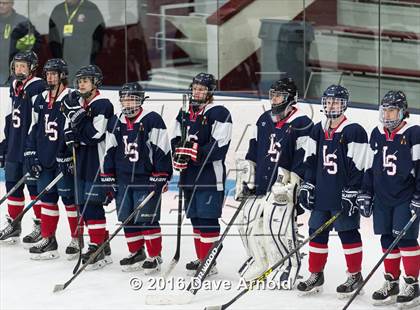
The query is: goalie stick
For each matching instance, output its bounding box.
[204,210,343,310]
[162,94,188,278]
[0,172,30,206]
[342,213,418,310]
[145,196,252,305]
[53,190,155,293]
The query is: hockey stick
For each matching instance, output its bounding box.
[71,145,83,275]
[8,172,64,228]
[342,213,418,310]
[0,173,30,206]
[162,93,188,278]
[204,210,343,310]
[53,190,155,293]
[145,196,252,305]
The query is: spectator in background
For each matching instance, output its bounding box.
[0,0,42,85]
[49,0,105,81]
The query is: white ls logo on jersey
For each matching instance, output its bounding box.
[44,114,58,141]
[123,135,139,162]
[268,133,281,162]
[382,146,397,176]
[323,145,338,175]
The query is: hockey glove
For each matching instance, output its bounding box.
[100,173,117,204]
[149,173,169,193]
[64,127,79,147]
[175,141,199,162]
[56,153,74,175]
[341,188,359,216]
[24,150,42,179]
[298,181,315,211]
[62,91,85,126]
[356,191,373,218]
[410,194,420,217]
[173,153,189,171]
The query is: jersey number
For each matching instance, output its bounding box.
[123,135,139,162]
[12,109,20,128]
[44,115,58,141]
[268,134,280,162]
[382,146,397,176]
[323,145,337,175]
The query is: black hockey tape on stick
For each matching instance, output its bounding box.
[204,210,343,310]
[342,213,418,310]
[53,191,155,293]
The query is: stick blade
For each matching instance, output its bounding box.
[145,291,193,305]
[53,284,66,293]
[161,258,178,278]
[204,306,224,310]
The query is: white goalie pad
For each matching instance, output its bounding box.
[237,195,268,280]
[262,191,302,290]
[235,159,256,201]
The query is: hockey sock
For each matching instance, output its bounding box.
[381,235,401,279]
[28,185,41,220]
[399,239,420,279]
[308,229,329,273]
[197,218,220,261]
[191,217,201,259]
[65,204,83,238]
[7,196,25,220]
[41,203,59,238]
[124,225,145,253]
[86,219,106,245]
[31,195,42,220]
[339,229,363,273]
[143,223,162,257]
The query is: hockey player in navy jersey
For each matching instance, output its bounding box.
[297,85,368,298]
[101,82,172,274]
[357,91,419,309]
[61,65,114,270]
[172,73,232,276]
[0,51,46,244]
[235,77,313,289]
[25,58,83,259]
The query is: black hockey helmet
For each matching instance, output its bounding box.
[43,58,68,86]
[321,84,349,119]
[10,50,38,81]
[75,65,103,87]
[380,90,409,129]
[189,72,216,106]
[269,77,298,121]
[119,82,148,118]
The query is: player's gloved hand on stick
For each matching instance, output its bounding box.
[175,141,199,162]
[149,173,169,193]
[341,188,359,216]
[24,149,42,179]
[173,152,189,171]
[298,181,315,211]
[356,191,373,217]
[56,153,74,175]
[410,194,420,216]
[61,91,85,126]
[64,127,78,147]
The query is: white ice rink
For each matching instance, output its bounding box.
[1,189,406,310]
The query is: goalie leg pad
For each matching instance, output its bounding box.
[237,196,268,280]
[263,197,302,289]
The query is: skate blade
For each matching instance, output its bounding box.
[397,299,420,309]
[121,262,143,272]
[144,266,161,276]
[0,237,20,245]
[66,253,80,261]
[85,258,109,271]
[30,251,60,260]
[372,295,397,306]
[337,289,364,300]
[298,286,323,297]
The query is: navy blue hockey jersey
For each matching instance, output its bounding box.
[0,77,46,162]
[362,122,420,206]
[246,107,313,195]
[303,117,368,211]
[27,89,71,169]
[70,91,114,182]
[102,109,173,184]
[171,104,232,192]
